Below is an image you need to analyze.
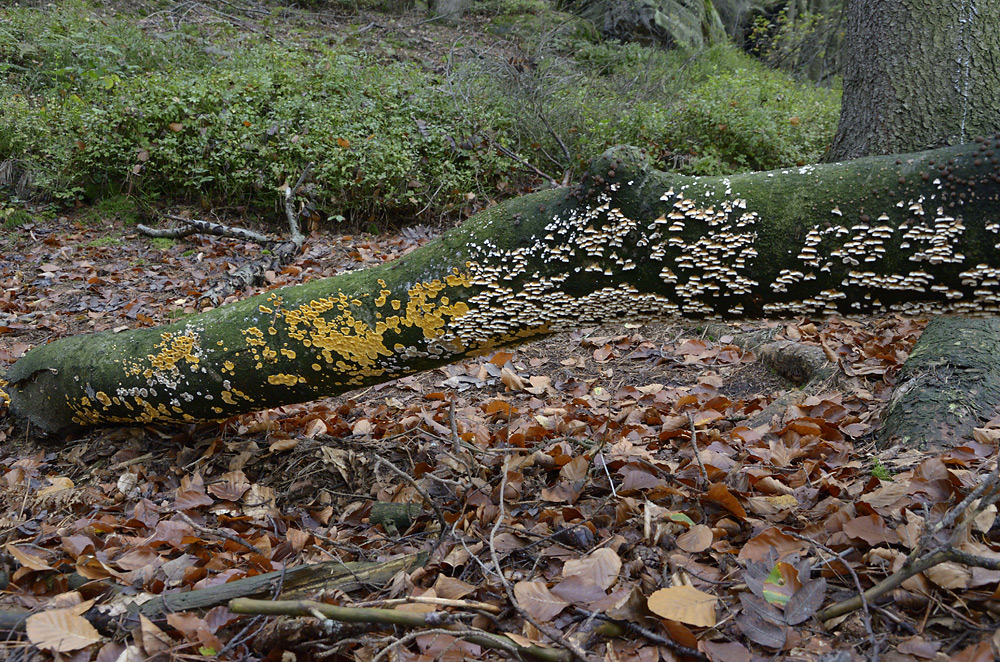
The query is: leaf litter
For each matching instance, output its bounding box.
[0,215,999,661]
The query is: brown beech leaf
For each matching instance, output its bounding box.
[26,608,102,652]
[38,476,74,497]
[432,575,476,599]
[139,614,174,655]
[501,366,525,391]
[207,471,251,501]
[647,585,718,627]
[952,641,993,662]
[6,543,53,571]
[701,640,751,662]
[735,609,786,650]
[703,483,746,519]
[559,455,589,482]
[924,561,971,589]
[842,514,899,546]
[551,574,609,605]
[737,527,809,563]
[562,548,622,590]
[175,473,213,510]
[513,580,569,621]
[896,636,940,658]
[676,524,713,553]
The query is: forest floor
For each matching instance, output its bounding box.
[0,4,999,662]
[2,211,998,662]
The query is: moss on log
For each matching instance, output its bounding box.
[880,317,1000,449]
[7,138,1000,434]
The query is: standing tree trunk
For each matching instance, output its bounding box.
[6,140,1000,436]
[827,0,1000,162]
[824,0,1000,448]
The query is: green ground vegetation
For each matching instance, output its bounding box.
[0,0,840,224]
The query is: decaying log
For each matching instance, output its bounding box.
[7,139,1000,435]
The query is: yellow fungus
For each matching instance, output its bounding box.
[268,374,302,386]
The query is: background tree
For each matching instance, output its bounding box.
[827,0,1000,161]
[824,0,1000,447]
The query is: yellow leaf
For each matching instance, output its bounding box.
[38,476,74,497]
[26,608,102,652]
[337,137,351,149]
[647,585,718,627]
[6,543,52,571]
[168,122,183,132]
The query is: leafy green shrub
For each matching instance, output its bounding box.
[0,1,841,222]
[0,2,511,221]
[655,58,841,172]
[459,39,840,177]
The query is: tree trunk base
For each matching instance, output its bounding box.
[879,317,1000,450]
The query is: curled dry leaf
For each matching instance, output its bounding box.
[737,527,809,563]
[207,470,251,501]
[6,543,53,571]
[37,476,74,497]
[647,585,718,627]
[26,608,102,652]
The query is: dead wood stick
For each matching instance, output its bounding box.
[817,547,1000,621]
[138,214,271,243]
[283,161,313,246]
[352,596,502,614]
[124,551,426,619]
[228,598,589,662]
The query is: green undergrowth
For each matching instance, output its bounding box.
[462,35,841,176]
[0,0,840,224]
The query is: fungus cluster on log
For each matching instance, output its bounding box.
[5,137,1000,434]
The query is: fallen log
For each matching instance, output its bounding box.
[6,138,1000,435]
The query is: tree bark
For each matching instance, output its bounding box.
[6,138,1000,435]
[826,0,1000,162]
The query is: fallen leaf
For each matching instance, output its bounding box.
[26,608,101,652]
[513,580,569,621]
[701,640,751,662]
[784,578,826,624]
[562,548,621,590]
[676,525,713,553]
[647,585,717,627]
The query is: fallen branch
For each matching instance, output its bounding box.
[703,323,842,427]
[817,546,1000,622]
[0,552,426,634]
[228,598,601,662]
[818,459,1000,622]
[136,163,315,307]
[137,214,271,243]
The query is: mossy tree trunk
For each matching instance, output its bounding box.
[7,139,1000,435]
[824,0,1000,448]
